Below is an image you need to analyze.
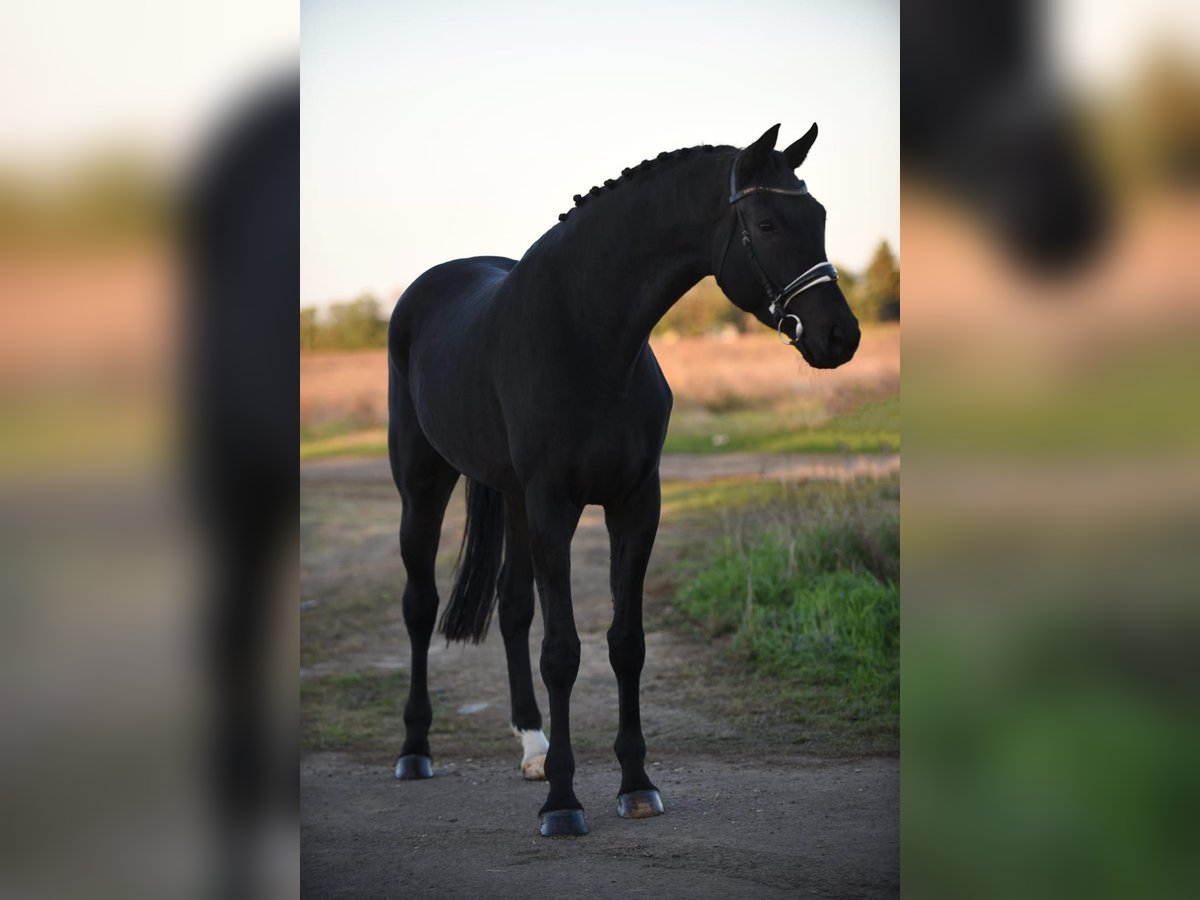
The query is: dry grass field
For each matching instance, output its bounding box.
[299,324,900,458]
[1,249,174,471]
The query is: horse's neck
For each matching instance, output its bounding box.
[530,152,731,374]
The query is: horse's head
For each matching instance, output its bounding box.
[713,124,860,369]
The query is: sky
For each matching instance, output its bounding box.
[300,0,900,308]
[1048,0,1200,90]
[0,0,297,169]
[3,1,1189,310]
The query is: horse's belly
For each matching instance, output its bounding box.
[409,366,519,491]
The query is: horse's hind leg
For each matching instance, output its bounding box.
[498,494,548,780]
[604,475,664,819]
[389,396,459,779]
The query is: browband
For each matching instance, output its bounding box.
[728,152,808,204]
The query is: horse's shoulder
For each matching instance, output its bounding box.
[635,343,672,401]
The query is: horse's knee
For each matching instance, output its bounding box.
[540,635,581,689]
[402,585,438,640]
[497,571,534,641]
[607,624,645,677]
[499,604,533,643]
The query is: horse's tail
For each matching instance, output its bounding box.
[438,480,505,644]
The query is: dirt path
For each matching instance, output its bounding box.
[301,455,899,899]
[302,754,897,899]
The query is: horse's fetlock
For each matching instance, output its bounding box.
[403,696,432,729]
[613,732,646,764]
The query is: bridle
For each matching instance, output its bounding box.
[716,152,839,346]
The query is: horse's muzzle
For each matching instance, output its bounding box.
[798,321,861,369]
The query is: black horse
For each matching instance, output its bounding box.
[902,0,1105,270]
[388,124,860,836]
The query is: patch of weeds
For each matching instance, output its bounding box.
[300,587,397,669]
[660,477,899,753]
[702,391,758,414]
[301,670,409,753]
[301,671,515,758]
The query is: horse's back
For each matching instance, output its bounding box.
[389,255,516,362]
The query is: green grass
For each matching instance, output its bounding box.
[299,395,901,460]
[300,428,387,461]
[301,671,409,753]
[902,339,1200,458]
[661,478,788,516]
[662,395,900,455]
[300,670,518,757]
[663,478,899,752]
[903,621,1200,899]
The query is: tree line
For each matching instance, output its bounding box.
[300,239,899,351]
[299,295,388,351]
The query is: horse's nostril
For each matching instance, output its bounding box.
[827,324,860,358]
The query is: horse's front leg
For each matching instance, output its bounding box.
[525,485,586,836]
[604,474,664,819]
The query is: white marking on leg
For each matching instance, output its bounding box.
[511,726,549,781]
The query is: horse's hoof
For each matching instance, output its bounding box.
[521,753,547,781]
[395,755,433,780]
[539,808,589,837]
[617,789,664,819]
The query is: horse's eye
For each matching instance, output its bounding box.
[758,220,775,232]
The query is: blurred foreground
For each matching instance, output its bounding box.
[0,37,297,900]
[903,5,1200,896]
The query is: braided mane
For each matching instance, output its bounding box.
[558,144,734,222]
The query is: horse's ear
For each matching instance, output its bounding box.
[737,124,781,181]
[783,123,819,169]
[750,123,781,154]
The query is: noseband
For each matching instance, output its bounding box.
[717,153,839,345]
